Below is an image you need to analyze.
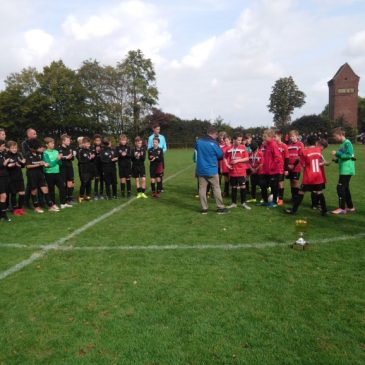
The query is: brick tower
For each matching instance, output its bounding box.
[328,63,360,128]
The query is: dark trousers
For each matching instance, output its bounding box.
[261,174,280,203]
[103,170,117,197]
[45,173,66,205]
[337,175,353,209]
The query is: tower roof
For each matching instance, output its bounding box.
[328,63,360,84]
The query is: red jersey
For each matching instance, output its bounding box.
[262,140,282,175]
[249,150,264,175]
[301,146,325,185]
[287,141,304,173]
[276,142,289,174]
[225,144,248,177]
[220,144,231,174]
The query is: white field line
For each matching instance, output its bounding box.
[0,164,194,281]
[0,232,364,252]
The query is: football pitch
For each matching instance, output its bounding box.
[0,147,364,365]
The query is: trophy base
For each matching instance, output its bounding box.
[293,242,309,251]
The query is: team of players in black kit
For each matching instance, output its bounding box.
[0,127,165,222]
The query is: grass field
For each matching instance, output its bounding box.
[0,146,364,364]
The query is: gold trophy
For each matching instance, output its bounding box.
[293,219,309,250]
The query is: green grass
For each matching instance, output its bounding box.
[0,147,364,364]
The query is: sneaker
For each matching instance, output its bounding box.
[60,203,73,209]
[241,203,252,210]
[127,192,131,198]
[201,209,208,215]
[284,208,295,215]
[136,193,143,199]
[155,192,161,198]
[94,195,99,201]
[227,203,237,209]
[13,209,23,216]
[34,207,44,214]
[18,208,26,215]
[256,201,268,207]
[331,208,347,215]
[84,196,92,201]
[195,194,199,198]
[217,208,230,215]
[246,198,256,203]
[267,202,277,208]
[113,196,118,200]
[78,196,84,203]
[49,205,59,212]
[99,195,105,200]
[346,208,356,213]
[141,193,148,199]
[1,214,11,222]
[160,189,165,193]
[277,199,284,206]
[151,192,157,198]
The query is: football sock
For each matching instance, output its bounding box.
[94,179,99,195]
[278,188,284,200]
[11,194,17,209]
[67,187,74,200]
[261,186,268,203]
[142,188,146,193]
[0,202,6,217]
[318,193,327,213]
[292,194,304,213]
[44,193,53,207]
[291,187,299,199]
[126,180,131,193]
[151,183,156,192]
[231,187,237,204]
[31,194,39,208]
[224,182,229,195]
[240,188,246,204]
[157,181,162,192]
[121,183,126,194]
[18,194,25,209]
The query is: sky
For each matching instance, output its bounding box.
[0,0,365,127]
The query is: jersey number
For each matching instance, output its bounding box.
[311,159,320,173]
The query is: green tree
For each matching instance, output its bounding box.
[358,96,365,132]
[291,115,331,135]
[119,50,158,135]
[268,76,306,129]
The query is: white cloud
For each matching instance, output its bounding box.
[24,29,54,57]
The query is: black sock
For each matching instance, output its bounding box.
[279,188,284,200]
[137,187,142,193]
[157,181,162,192]
[31,194,39,208]
[142,188,146,193]
[11,194,17,209]
[121,183,126,194]
[240,189,246,204]
[67,187,74,200]
[245,181,250,195]
[18,195,25,209]
[0,202,5,217]
[292,194,304,213]
[232,188,237,204]
[291,187,299,199]
[94,179,99,195]
[86,183,91,196]
[261,186,268,203]
[151,183,156,192]
[44,193,53,207]
[224,181,229,195]
[318,193,327,213]
[127,180,131,193]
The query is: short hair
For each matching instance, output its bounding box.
[102,137,110,147]
[134,136,142,143]
[82,137,90,144]
[0,128,5,133]
[263,129,276,138]
[332,127,345,136]
[306,135,317,146]
[77,136,84,143]
[218,131,227,139]
[207,126,218,135]
[233,133,243,140]
[317,138,328,149]
[44,137,54,145]
[250,141,258,151]
[153,137,160,143]
[7,140,17,148]
[289,130,299,136]
[275,130,283,136]
[119,134,127,140]
[28,139,41,150]
[61,134,71,142]
[93,134,102,140]
[152,123,160,130]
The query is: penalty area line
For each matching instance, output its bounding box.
[0,232,364,252]
[0,164,194,282]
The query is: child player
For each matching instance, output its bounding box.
[43,137,71,209]
[6,141,26,216]
[0,140,11,221]
[285,135,327,215]
[25,139,59,213]
[58,134,75,204]
[149,137,164,198]
[77,137,95,202]
[224,133,251,210]
[331,128,356,215]
[274,130,289,206]
[131,137,148,199]
[115,134,132,198]
[221,135,231,197]
[244,134,253,198]
[92,134,103,200]
[287,130,304,200]
[248,142,264,203]
[100,138,118,199]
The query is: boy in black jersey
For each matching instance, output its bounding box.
[148,137,164,198]
[58,134,75,204]
[6,141,26,216]
[100,138,118,199]
[25,139,59,213]
[92,134,104,200]
[115,134,132,197]
[0,140,11,222]
[77,137,95,202]
[131,137,147,199]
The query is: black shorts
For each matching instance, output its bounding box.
[246,169,252,176]
[27,171,47,190]
[278,174,285,182]
[118,162,132,179]
[0,176,9,194]
[286,171,300,180]
[230,176,246,187]
[301,184,324,192]
[9,179,25,194]
[250,174,261,186]
[80,172,93,184]
[132,165,146,178]
[60,165,74,183]
[150,164,164,179]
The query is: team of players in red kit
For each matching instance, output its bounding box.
[217,128,330,215]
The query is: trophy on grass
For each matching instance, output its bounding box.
[293,219,309,250]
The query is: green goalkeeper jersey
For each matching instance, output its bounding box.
[335,139,355,176]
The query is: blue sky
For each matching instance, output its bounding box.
[0,0,364,126]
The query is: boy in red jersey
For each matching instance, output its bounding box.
[275,130,289,206]
[224,133,250,210]
[287,130,304,200]
[221,136,231,197]
[258,129,282,208]
[248,142,264,202]
[285,135,327,215]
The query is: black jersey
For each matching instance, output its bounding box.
[115,144,132,164]
[148,147,164,166]
[7,152,25,181]
[100,147,117,172]
[58,145,74,167]
[77,148,94,174]
[131,147,146,167]
[26,152,44,174]
[0,151,9,178]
